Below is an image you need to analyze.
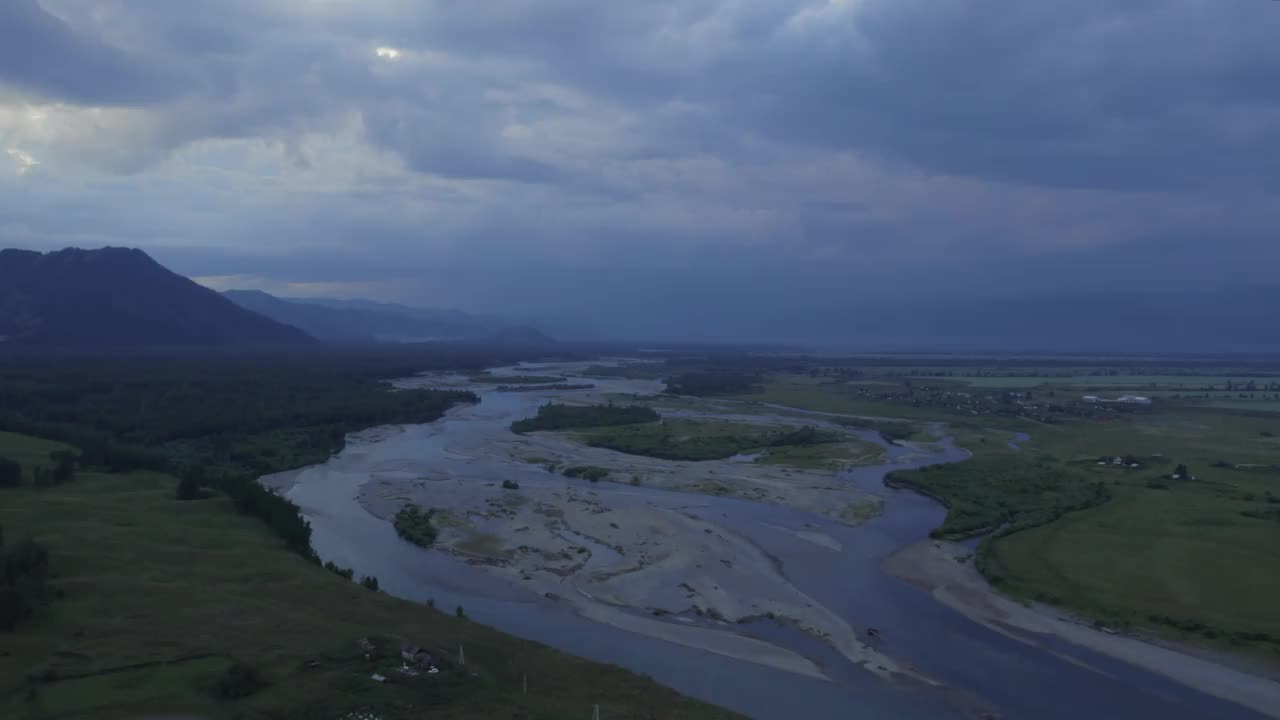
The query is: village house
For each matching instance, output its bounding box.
[1117,395,1153,405]
[401,641,435,667]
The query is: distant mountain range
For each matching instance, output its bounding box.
[0,247,312,348]
[222,290,554,345]
[810,287,1280,355]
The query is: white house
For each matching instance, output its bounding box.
[1117,396,1153,405]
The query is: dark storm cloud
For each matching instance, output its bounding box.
[307,0,1280,191]
[0,0,182,105]
[2,0,1279,344]
[803,0,1280,191]
[10,1,1277,189]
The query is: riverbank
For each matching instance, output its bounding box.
[351,423,912,682]
[270,360,1277,720]
[884,539,1280,720]
[0,432,741,720]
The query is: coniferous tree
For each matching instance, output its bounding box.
[0,458,21,488]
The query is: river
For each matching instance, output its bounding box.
[269,362,1270,720]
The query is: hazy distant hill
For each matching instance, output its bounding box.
[0,248,313,348]
[221,290,379,343]
[487,325,557,346]
[822,287,1280,354]
[223,290,552,345]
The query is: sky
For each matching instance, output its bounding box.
[2,0,1279,344]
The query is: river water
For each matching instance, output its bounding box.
[274,363,1267,720]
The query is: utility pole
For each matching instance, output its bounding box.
[592,704,600,720]
[458,644,465,666]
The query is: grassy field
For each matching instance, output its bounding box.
[510,403,659,434]
[0,431,74,483]
[948,375,1280,389]
[981,410,1280,656]
[0,434,738,720]
[754,441,884,470]
[726,365,1280,659]
[1204,400,1280,413]
[886,455,1110,539]
[988,474,1280,656]
[882,406,1280,658]
[578,420,783,461]
[574,419,876,466]
[731,383,954,421]
[469,374,567,384]
[1024,411,1280,464]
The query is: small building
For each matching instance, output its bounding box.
[401,641,435,667]
[1117,395,1152,405]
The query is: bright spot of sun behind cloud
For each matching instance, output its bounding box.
[374,46,401,60]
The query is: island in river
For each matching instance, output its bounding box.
[261,361,1280,720]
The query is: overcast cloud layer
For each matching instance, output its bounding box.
[2,0,1279,343]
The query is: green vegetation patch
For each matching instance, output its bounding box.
[394,504,439,547]
[734,383,951,421]
[563,465,611,481]
[511,402,660,434]
[583,363,669,380]
[664,371,762,397]
[886,455,1111,540]
[470,374,568,384]
[0,434,738,720]
[35,656,234,717]
[0,353,482,558]
[0,432,74,485]
[827,417,920,444]
[986,479,1280,655]
[755,441,883,470]
[579,420,843,462]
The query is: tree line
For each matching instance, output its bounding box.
[663,371,762,397]
[510,402,659,434]
[0,452,77,488]
[0,349,505,557]
[1,523,51,631]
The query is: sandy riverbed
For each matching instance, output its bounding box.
[309,365,946,682]
[355,433,910,680]
[263,361,1279,719]
[884,540,1280,719]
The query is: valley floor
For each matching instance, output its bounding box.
[884,539,1280,720]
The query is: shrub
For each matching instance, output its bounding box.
[216,661,267,699]
[663,371,761,397]
[394,504,438,547]
[323,561,354,580]
[0,458,21,488]
[50,453,76,484]
[767,426,839,448]
[511,403,659,434]
[501,479,520,490]
[176,475,201,501]
[563,466,610,482]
